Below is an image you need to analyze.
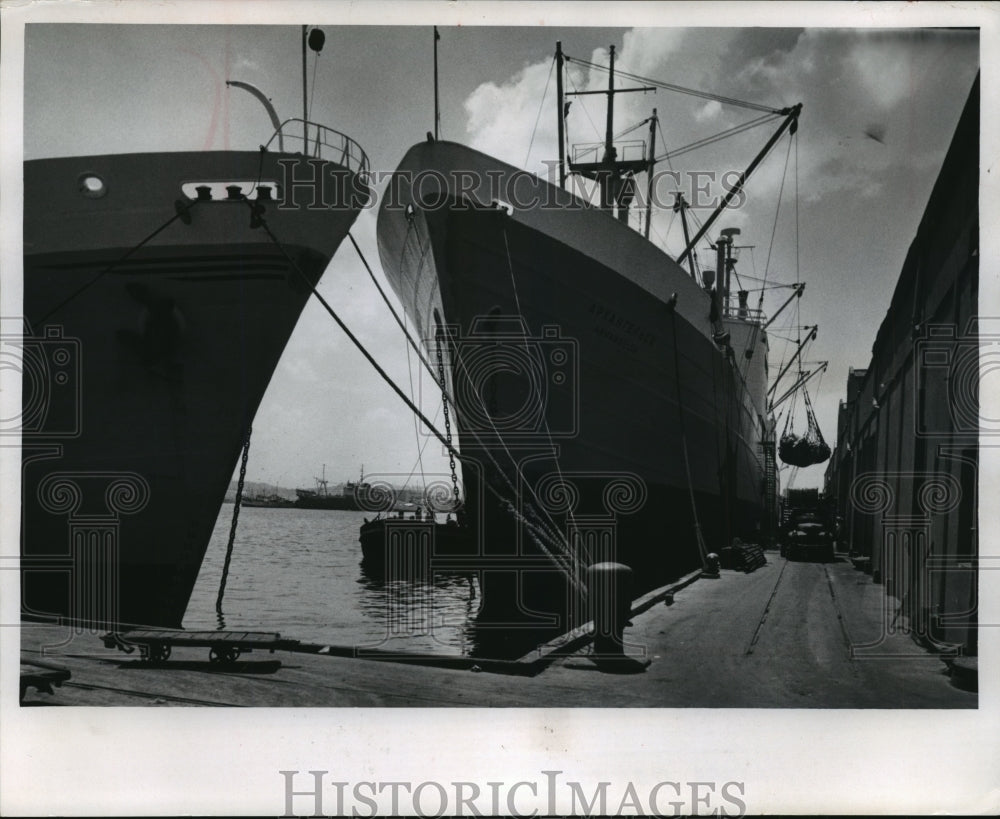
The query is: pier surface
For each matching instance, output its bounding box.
[19,553,974,707]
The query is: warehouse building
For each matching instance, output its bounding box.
[824,74,979,656]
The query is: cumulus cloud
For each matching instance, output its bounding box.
[846,31,923,110]
[695,99,723,122]
[456,26,978,483]
[464,59,559,171]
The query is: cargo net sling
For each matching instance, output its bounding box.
[779,387,830,467]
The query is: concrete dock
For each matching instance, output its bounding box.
[19,552,974,707]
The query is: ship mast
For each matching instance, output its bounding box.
[433,26,441,140]
[316,463,329,497]
[563,44,654,219]
[557,42,801,259]
[673,192,697,280]
[556,41,566,187]
[604,45,616,211]
[301,26,326,155]
[644,109,657,239]
[302,26,309,154]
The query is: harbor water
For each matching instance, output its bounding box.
[183,507,481,656]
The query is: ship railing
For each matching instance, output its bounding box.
[264,118,370,176]
[722,305,766,323]
[571,139,647,166]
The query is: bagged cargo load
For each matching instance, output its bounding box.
[779,388,830,467]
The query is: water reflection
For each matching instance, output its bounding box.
[185,507,482,655]
[354,567,481,654]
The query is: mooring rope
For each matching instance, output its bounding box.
[353,211,569,556]
[496,223,586,593]
[668,297,710,563]
[216,423,251,627]
[32,197,202,328]
[250,200,583,593]
[348,231,439,383]
[250,210,458,459]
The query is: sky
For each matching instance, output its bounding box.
[18,12,981,495]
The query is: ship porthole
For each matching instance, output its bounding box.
[78,173,107,199]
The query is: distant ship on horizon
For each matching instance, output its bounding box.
[294,465,369,510]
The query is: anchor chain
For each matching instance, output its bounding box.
[435,327,460,512]
[216,423,252,626]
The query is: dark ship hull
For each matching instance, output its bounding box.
[20,143,368,630]
[376,141,772,654]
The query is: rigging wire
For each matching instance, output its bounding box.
[394,396,444,504]
[738,275,801,288]
[656,111,676,173]
[731,264,744,294]
[613,116,652,141]
[353,224,456,503]
[524,55,556,168]
[498,224,586,591]
[812,364,828,419]
[794,131,802,355]
[388,222,569,545]
[651,115,693,265]
[684,200,710,240]
[668,300,709,562]
[31,198,202,327]
[357,212,571,554]
[769,329,818,343]
[653,113,782,164]
[308,50,320,124]
[795,128,801,301]
[653,205,677,251]
[566,69,603,141]
[349,232,439,388]
[402,307,429,497]
[566,53,785,113]
[252,212,459,462]
[757,132,794,310]
[682,204,712,278]
[740,284,798,293]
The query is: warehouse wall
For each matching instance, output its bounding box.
[825,74,979,654]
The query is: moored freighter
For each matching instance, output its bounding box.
[20,120,369,630]
[376,44,785,652]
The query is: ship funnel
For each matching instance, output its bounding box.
[717,228,741,313]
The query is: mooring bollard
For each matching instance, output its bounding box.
[587,562,633,656]
[586,562,650,673]
[703,552,721,578]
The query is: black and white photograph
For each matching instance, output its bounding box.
[1,0,996,815]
